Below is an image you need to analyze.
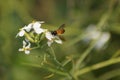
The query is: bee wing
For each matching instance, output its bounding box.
[59,35,66,41]
[58,24,65,29]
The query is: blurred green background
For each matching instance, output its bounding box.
[0,0,120,80]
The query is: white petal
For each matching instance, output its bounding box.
[18,30,25,37]
[95,32,110,49]
[55,39,62,44]
[18,48,24,51]
[45,32,54,40]
[34,28,44,34]
[24,25,32,32]
[33,22,41,28]
[32,22,45,34]
[23,40,27,47]
[25,50,30,54]
[26,42,31,48]
[47,40,53,47]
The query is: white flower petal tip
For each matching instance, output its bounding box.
[24,25,32,32]
[55,39,62,44]
[17,30,25,37]
[16,25,32,37]
[25,50,30,54]
[18,48,24,51]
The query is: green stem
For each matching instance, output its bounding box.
[74,37,100,71]
[98,69,120,80]
[111,50,120,58]
[30,43,40,50]
[62,57,72,67]
[24,32,34,43]
[21,62,68,76]
[75,57,120,76]
[50,47,61,66]
[31,34,45,50]
[74,0,116,74]
[50,47,75,80]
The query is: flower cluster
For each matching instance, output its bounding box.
[16,21,62,54]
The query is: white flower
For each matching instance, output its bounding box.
[32,21,45,34]
[17,29,25,37]
[83,24,111,50]
[55,39,62,44]
[85,25,101,41]
[95,32,110,50]
[45,31,54,40]
[16,25,29,37]
[19,40,31,54]
[45,31,62,46]
[24,24,32,32]
[26,21,45,34]
[16,21,45,37]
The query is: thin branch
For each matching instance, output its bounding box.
[75,57,120,76]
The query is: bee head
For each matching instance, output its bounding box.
[51,31,57,36]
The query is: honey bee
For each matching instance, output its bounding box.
[51,24,65,41]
